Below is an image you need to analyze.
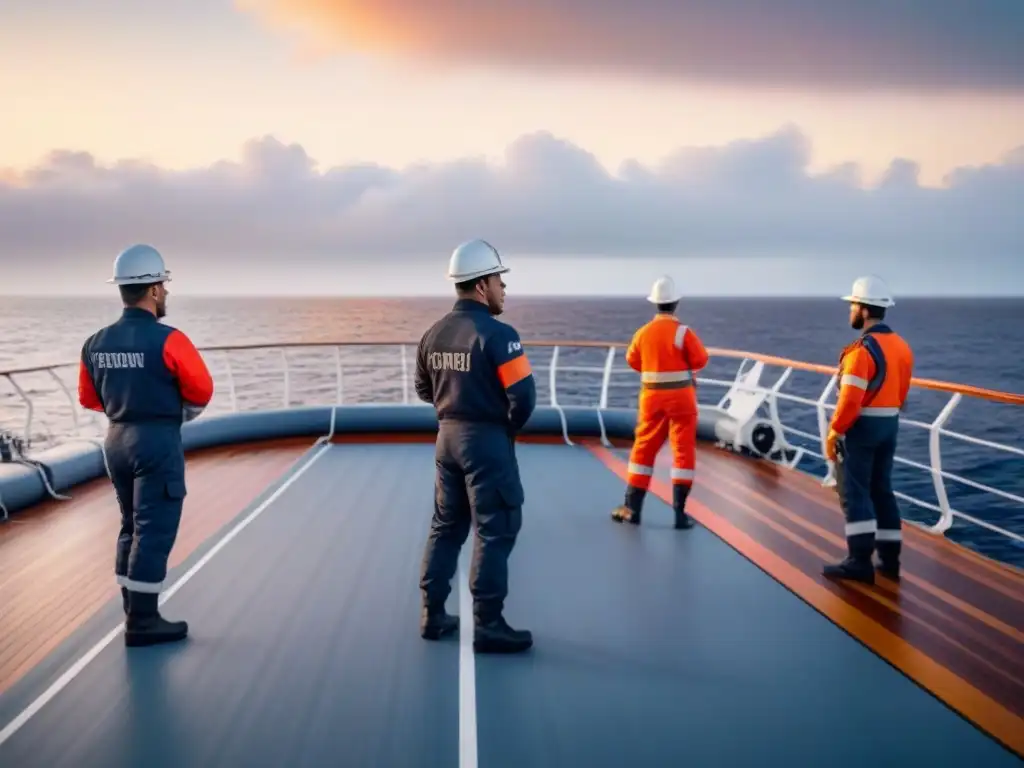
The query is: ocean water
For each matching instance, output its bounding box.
[1,295,1022,566]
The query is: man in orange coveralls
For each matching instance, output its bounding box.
[611,275,709,530]
[823,275,914,584]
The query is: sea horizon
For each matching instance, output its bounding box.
[3,292,1024,300]
[1,293,1022,564]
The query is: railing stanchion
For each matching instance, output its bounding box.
[549,346,560,407]
[599,347,615,410]
[47,368,80,435]
[547,346,574,446]
[927,393,962,535]
[817,375,838,488]
[6,374,34,449]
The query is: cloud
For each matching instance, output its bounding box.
[237,0,1024,92]
[0,126,1021,267]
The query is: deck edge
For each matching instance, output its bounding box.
[586,442,1024,760]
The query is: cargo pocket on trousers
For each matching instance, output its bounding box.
[164,479,187,501]
[496,482,524,537]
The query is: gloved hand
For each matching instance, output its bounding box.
[825,429,841,462]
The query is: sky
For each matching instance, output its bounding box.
[1,0,1022,297]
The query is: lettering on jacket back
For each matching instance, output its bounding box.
[414,299,537,430]
[429,351,472,372]
[92,352,146,369]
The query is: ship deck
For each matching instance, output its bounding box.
[1,435,1022,767]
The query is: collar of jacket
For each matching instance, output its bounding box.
[451,298,491,313]
[120,307,158,322]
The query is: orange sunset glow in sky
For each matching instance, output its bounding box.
[1,0,1021,295]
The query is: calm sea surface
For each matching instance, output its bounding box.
[1,295,1022,565]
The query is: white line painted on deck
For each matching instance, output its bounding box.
[0,442,333,749]
[458,562,479,768]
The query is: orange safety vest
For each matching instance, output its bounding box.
[832,323,914,434]
[625,315,710,408]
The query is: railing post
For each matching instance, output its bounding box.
[770,367,792,393]
[928,393,961,534]
[280,349,290,409]
[47,368,80,436]
[6,374,34,449]
[594,345,616,448]
[599,346,615,410]
[716,358,747,410]
[764,366,796,464]
[549,346,561,406]
[546,345,574,446]
[817,374,838,487]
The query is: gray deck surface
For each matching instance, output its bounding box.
[0,442,1020,767]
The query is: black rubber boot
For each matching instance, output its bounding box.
[823,555,875,585]
[421,605,459,640]
[673,484,695,529]
[125,592,188,647]
[611,485,645,525]
[875,541,901,580]
[474,616,533,654]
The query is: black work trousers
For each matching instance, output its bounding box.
[105,422,187,594]
[420,421,524,624]
[834,415,903,566]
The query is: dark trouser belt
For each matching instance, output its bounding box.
[641,380,693,390]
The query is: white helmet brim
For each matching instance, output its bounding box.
[107,272,172,285]
[447,265,510,282]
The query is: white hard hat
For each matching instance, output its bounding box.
[842,275,894,308]
[647,275,681,304]
[108,244,172,285]
[447,239,510,282]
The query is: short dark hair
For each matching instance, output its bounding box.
[858,303,886,320]
[455,276,487,295]
[656,300,679,313]
[119,282,157,306]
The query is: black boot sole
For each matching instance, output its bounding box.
[473,637,533,654]
[473,622,533,653]
[421,617,459,640]
[125,629,188,647]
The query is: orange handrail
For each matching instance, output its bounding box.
[520,340,1024,405]
[2,339,1021,406]
[700,346,1024,406]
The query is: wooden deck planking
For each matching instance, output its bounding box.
[589,441,1024,758]
[738,448,1024,595]
[704,450,1024,650]
[0,437,312,695]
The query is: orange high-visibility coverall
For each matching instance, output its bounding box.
[624,315,710,491]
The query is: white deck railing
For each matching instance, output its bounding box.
[1,341,1022,549]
